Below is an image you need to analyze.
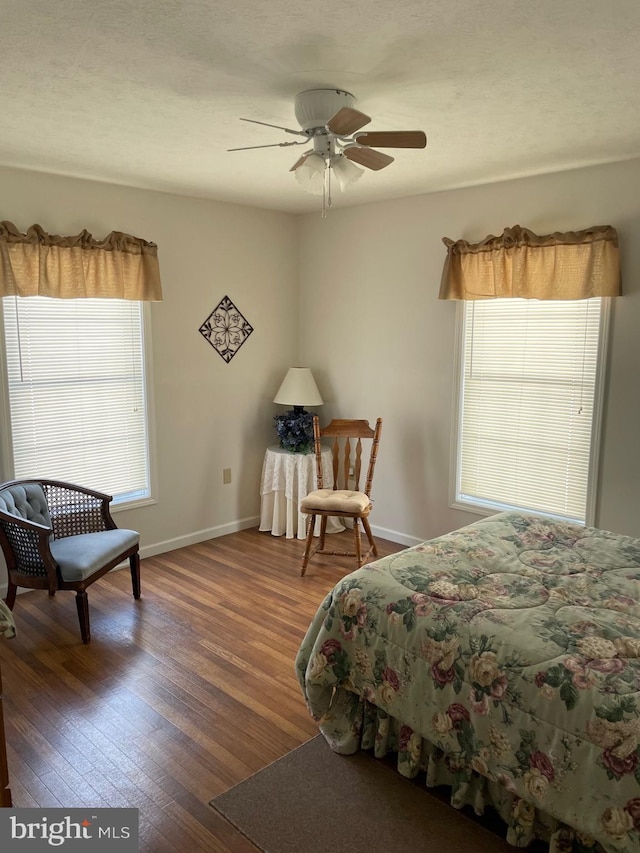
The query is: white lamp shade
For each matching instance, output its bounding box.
[331,154,364,191]
[273,367,323,406]
[294,153,326,196]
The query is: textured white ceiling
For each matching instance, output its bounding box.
[1,0,640,213]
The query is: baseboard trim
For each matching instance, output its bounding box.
[138,515,260,559]
[370,524,424,549]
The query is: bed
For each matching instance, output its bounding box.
[295,511,640,853]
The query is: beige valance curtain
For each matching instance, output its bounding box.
[439,224,620,300]
[0,221,162,301]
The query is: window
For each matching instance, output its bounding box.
[0,296,153,506]
[452,297,608,525]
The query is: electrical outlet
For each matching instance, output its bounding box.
[223,468,232,484]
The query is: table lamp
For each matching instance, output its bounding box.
[273,367,323,453]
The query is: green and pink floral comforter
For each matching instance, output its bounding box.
[295,512,640,853]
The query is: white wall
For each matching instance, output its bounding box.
[0,165,299,564]
[298,158,640,542]
[2,156,639,579]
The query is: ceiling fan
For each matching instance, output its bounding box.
[228,88,427,213]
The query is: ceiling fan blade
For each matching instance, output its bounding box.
[228,140,307,152]
[240,117,307,137]
[355,131,427,149]
[290,152,312,172]
[327,107,371,135]
[344,147,394,171]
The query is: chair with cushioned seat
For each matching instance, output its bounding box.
[300,417,382,576]
[0,479,140,643]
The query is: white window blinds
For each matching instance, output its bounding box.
[456,298,605,523]
[2,296,150,503]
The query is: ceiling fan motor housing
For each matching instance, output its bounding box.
[294,89,355,132]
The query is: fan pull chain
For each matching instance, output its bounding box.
[322,159,333,218]
[322,162,327,218]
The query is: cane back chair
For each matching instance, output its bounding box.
[0,479,140,643]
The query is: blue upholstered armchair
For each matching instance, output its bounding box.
[0,479,140,643]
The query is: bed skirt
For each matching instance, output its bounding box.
[318,689,605,853]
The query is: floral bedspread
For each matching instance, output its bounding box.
[295,512,640,853]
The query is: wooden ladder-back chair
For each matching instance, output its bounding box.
[300,417,382,576]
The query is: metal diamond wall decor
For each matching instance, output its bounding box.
[199,295,254,363]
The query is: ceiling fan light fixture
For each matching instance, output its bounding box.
[294,153,326,195]
[330,154,364,191]
[231,88,427,215]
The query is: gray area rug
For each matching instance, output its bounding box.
[210,735,514,853]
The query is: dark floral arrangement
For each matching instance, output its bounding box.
[274,409,315,454]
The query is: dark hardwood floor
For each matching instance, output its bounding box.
[0,527,404,851]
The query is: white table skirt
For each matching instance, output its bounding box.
[259,445,345,539]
